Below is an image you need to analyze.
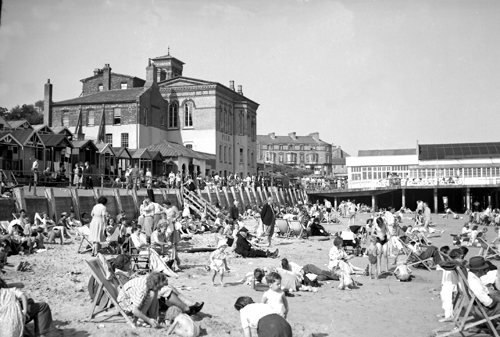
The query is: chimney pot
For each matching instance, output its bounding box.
[229,81,235,90]
[237,85,243,95]
[47,79,50,84]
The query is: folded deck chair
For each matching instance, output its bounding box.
[85,258,136,328]
[288,220,305,238]
[394,237,433,271]
[433,266,500,337]
[275,219,291,238]
[478,237,500,260]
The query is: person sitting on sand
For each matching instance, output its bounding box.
[0,277,53,337]
[164,306,200,337]
[234,227,278,258]
[234,296,292,337]
[394,258,412,282]
[328,237,364,290]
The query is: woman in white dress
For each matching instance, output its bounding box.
[89,196,108,256]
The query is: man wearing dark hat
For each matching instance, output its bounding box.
[234,227,278,258]
[467,256,500,315]
[260,197,276,247]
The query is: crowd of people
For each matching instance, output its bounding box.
[2,189,500,336]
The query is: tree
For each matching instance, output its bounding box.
[3,101,44,125]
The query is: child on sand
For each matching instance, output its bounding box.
[165,306,200,337]
[262,272,289,319]
[209,240,229,286]
[366,236,379,279]
[394,259,412,282]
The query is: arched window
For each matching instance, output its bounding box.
[251,152,254,166]
[228,146,232,163]
[279,153,284,164]
[240,148,244,163]
[168,103,178,128]
[239,112,243,135]
[184,102,193,127]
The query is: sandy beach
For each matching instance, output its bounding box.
[2,212,481,337]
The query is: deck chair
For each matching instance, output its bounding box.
[289,220,305,238]
[127,235,151,273]
[478,237,500,260]
[275,219,291,237]
[85,258,136,329]
[76,226,94,254]
[433,266,500,337]
[394,237,434,271]
[105,227,121,254]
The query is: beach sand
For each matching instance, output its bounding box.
[2,213,484,337]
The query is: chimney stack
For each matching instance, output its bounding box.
[308,132,320,141]
[145,59,158,88]
[268,132,275,139]
[103,64,112,91]
[93,68,100,76]
[237,85,243,95]
[288,132,297,140]
[229,81,235,90]
[44,79,53,127]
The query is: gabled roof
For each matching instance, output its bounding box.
[0,117,11,129]
[53,88,145,106]
[32,124,54,134]
[130,148,152,159]
[50,126,74,137]
[358,149,416,157]
[0,131,23,147]
[95,143,115,156]
[39,134,73,148]
[80,72,145,83]
[72,140,98,150]
[147,140,207,160]
[10,129,41,146]
[112,147,132,159]
[257,134,330,146]
[419,142,500,160]
[8,119,32,129]
[148,150,163,161]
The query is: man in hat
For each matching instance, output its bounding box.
[467,256,500,315]
[229,200,240,222]
[234,227,278,259]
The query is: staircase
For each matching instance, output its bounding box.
[183,189,218,220]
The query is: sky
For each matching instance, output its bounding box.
[1,0,500,155]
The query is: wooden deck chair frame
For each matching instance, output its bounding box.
[76,227,94,254]
[478,237,500,260]
[275,219,291,238]
[127,236,151,273]
[85,258,136,329]
[394,237,434,271]
[433,267,500,337]
[288,220,305,238]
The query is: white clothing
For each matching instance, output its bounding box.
[468,271,492,307]
[263,289,286,317]
[239,303,275,330]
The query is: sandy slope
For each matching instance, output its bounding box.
[2,213,485,337]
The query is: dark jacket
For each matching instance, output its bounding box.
[260,203,275,226]
[234,234,251,257]
[229,205,240,220]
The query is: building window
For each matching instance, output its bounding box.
[113,108,121,125]
[251,152,254,166]
[229,147,232,163]
[300,145,304,150]
[228,112,232,134]
[186,144,193,149]
[247,149,250,165]
[267,145,272,150]
[239,112,243,135]
[105,134,112,144]
[160,115,165,126]
[279,153,284,163]
[62,110,69,127]
[143,108,148,125]
[184,103,193,127]
[300,153,304,163]
[288,145,293,150]
[121,133,129,148]
[120,82,127,89]
[286,153,297,164]
[224,146,227,163]
[219,145,222,162]
[240,148,244,163]
[87,109,94,126]
[279,145,283,150]
[169,103,178,128]
[98,84,103,92]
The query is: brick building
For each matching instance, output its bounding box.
[43,52,259,177]
[256,132,347,175]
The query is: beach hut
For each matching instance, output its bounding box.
[112,147,133,176]
[130,148,153,172]
[95,142,117,177]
